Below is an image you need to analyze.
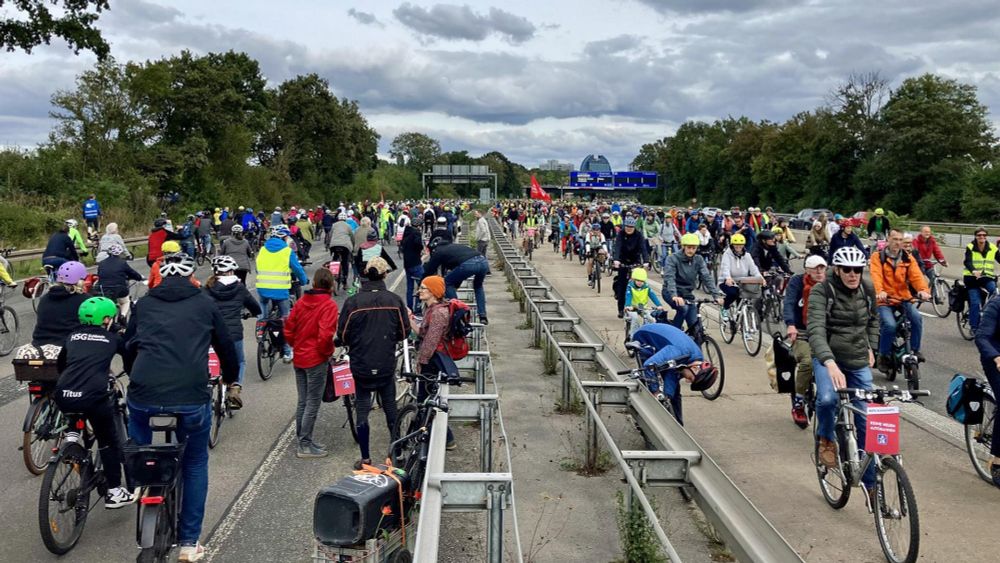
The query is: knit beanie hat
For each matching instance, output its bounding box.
[423,275,446,299]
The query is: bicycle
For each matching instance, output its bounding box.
[963,379,998,483]
[390,371,476,493]
[683,299,726,400]
[19,377,67,475]
[648,237,662,274]
[38,371,128,555]
[338,338,417,444]
[719,279,764,357]
[194,238,209,267]
[588,248,608,294]
[0,283,20,356]
[523,228,535,260]
[922,262,950,318]
[955,281,998,341]
[208,370,231,449]
[29,265,55,312]
[813,386,928,563]
[878,300,926,391]
[760,271,789,337]
[126,414,186,563]
[617,358,685,418]
[256,305,284,381]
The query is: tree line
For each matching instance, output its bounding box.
[631,72,1000,222]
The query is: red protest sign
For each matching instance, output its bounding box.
[332,361,355,397]
[865,404,900,455]
[208,346,220,378]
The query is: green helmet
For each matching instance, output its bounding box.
[680,233,700,246]
[78,296,118,327]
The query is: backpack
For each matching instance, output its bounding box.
[946,373,985,425]
[822,279,872,317]
[179,223,192,239]
[948,283,967,314]
[437,299,472,360]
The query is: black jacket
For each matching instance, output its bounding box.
[93,256,143,299]
[431,227,453,244]
[422,243,480,277]
[124,276,239,406]
[751,243,791,274]
[612,230,648,265]
[44,231,79,261]
[32,286,88,346]
[55,325,124,410]
[337,279,410,389]
[401,226,425,269]
[204,280,261,341]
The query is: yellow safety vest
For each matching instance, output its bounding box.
[630,284,650,307]
[611,216,622,227]
[964,243,997,277]
[256,246,292,290]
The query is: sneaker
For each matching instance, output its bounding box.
[104,486,137,509]
[588,279,594,288]
[721,309,729,322]
[353,458,373,470]
[818,438,838,469]
[654,392,666,403]
[617,310,624,319]
[479,317,489,326]
[914,350,926,363]
[791,397,808,429]
[226,385,243,410]
[283,351,293,363]
[178,543,206,562]
[296,443,328,458]
[446,439,457,451]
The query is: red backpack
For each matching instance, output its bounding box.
[436,299,472,360]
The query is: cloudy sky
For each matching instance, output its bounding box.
[2,0,999,170]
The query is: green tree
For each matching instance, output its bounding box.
[1,0,110,58]
[389,132,441,172]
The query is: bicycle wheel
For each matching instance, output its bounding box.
[137,492,177,563]
[595,263,602,294]
[209,382,224,449]
[527,241,533,261]
[24,396,62,475]
[873,456,919,563]
[257,338,275,381]
[964,392,997,483]
[699,336,725,400]
[957,310,974,340]
[343,395,359,444]
[38,453,90,554]
[742,307,762,357]
[813,417,850,509]
[650,250,662,274]
[0,305,18,356]
[390,404,420,468]
[903,364,919,392]
[719,307,736,344]
[931,278,950,318]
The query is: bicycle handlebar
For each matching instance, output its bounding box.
[401,371,476,385]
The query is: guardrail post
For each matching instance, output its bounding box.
[480,400,494,472]
[475,356,486,395]
[486,483,505,563]
[586,389,599,470]
[561,359,572,408]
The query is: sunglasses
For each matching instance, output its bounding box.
[841,266,864,274]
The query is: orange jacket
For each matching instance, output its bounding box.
[148,258,201,290]
[869,249,927,304]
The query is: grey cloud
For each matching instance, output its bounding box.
[636,0,804,14]
[393,3,536,43]
[584,35,642,58]
[105,0,182,24]
[347,8,382,27]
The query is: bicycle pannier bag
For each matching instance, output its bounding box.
[948,284,966,314]
[946,373,985,425]
[770,334,797,394]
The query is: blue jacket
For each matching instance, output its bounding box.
[829,231,868,258]
[83,198,101,219]
[730,223,756,252]
[633,323,702,369]
[783,274,807,330]
[685,217,700,234]
[256,238,308,301]
[975,297,1000,364]
[240,213,259,231]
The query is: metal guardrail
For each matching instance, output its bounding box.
[5,235,147,262]
[490,218,802,563]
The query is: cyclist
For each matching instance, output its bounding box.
[124,251,239,563]
[718,233,763,321]
[973,293,1000,486]
[963,227,1000,332]
[783,255,828,428]
[32,261,89,347]
[42,221,81,274]
[624,267,664,337]
[870,228,930,372]
[204,255,261,409]
[751,230,792,275]
[91,243,144,320]
[629,322,718,425]
[728,212,756,253]
[807,246,879,506]
[829,219,867,259]
[82,193,101,235]
[195,211,214,257]
[218,224,253,285]
[0,251,14,288]
[66,219,90,257]
[149,241,201,289]
[179,214,197,258]
[585,223,608,287]
[422,237,490,325]
[913,226,947,298]
[256,225,309,362]
[612,217,649,319]
[663,233,722,330]
[866,208,891,240]
[806,220,830,260]
[54,297,135,509]
[328,213,355,279]
[337,257,410,467]
[96,223,132,262]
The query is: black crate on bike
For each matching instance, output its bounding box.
[314,465,412,547]
[123,442,186,487]
[12,358,60,383]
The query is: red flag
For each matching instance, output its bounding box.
[530,175,551,202]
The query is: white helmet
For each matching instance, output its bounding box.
[831,246,866,268]
[211,255,239,273]
[65,219,78,228]
[160,252,196,277]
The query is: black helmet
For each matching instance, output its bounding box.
[688,362,719,392]
[428,236,449,251]
[153,218,167,228]
[757,229,776,241]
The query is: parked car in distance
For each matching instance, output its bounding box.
[790,208,834,230]
[847,211,868,229]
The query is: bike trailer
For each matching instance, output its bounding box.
[314,463,413,547]
[946,373,986,425]
[12,344,60,382]
[770,333,797,394]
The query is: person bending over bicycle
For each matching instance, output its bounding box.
[612,217,649,318]
[974,294,1000,486]
[870,229,930,373]
[807,246,880,505]
[663,233,723,331]
[718,233,763,322]
[783,255,828,428]
[629,323,717,425]
[624,268,664,337]
[55,297,136,509]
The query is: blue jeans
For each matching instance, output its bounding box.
[41,257,67,280]
[968,278,997,330]
[234,338,245,386]
[719,283,740,309]
[200,234,212,254]
[444,255,488,319]
[406,265,424,314]
[181,241,195,258]
[877,304,922,356]
[639,360,685,425]
[258,294,292,356]
[812,360,875,487]
[667,297,698,331]
[128,400,212,546]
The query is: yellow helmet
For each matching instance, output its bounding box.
[771,225,783,233]
[874,208,885,216]
[731,233,746,245]
[161,241,181,253]
[630,267,648,282]
[680,233,700,246]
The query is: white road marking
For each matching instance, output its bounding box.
[388,268,405,292]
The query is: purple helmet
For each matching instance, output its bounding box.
[56,261,88,285]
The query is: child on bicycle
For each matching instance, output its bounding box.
[624,267,664,336]
[628,322,717,425]
[54,297,136,509]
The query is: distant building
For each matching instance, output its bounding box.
[539,159,573,172]
[579,154,612,174]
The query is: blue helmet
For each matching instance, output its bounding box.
[623,217,638,227]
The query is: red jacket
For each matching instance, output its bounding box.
[912,234,945,269]
[284,289,339,368]
[148,229,169,263]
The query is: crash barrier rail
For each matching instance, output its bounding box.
[4,236,147,263]
[490,218,802,563]
[411,233,522,562]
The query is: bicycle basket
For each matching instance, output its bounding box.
[123,442,186,487]
[739,284,762,300]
